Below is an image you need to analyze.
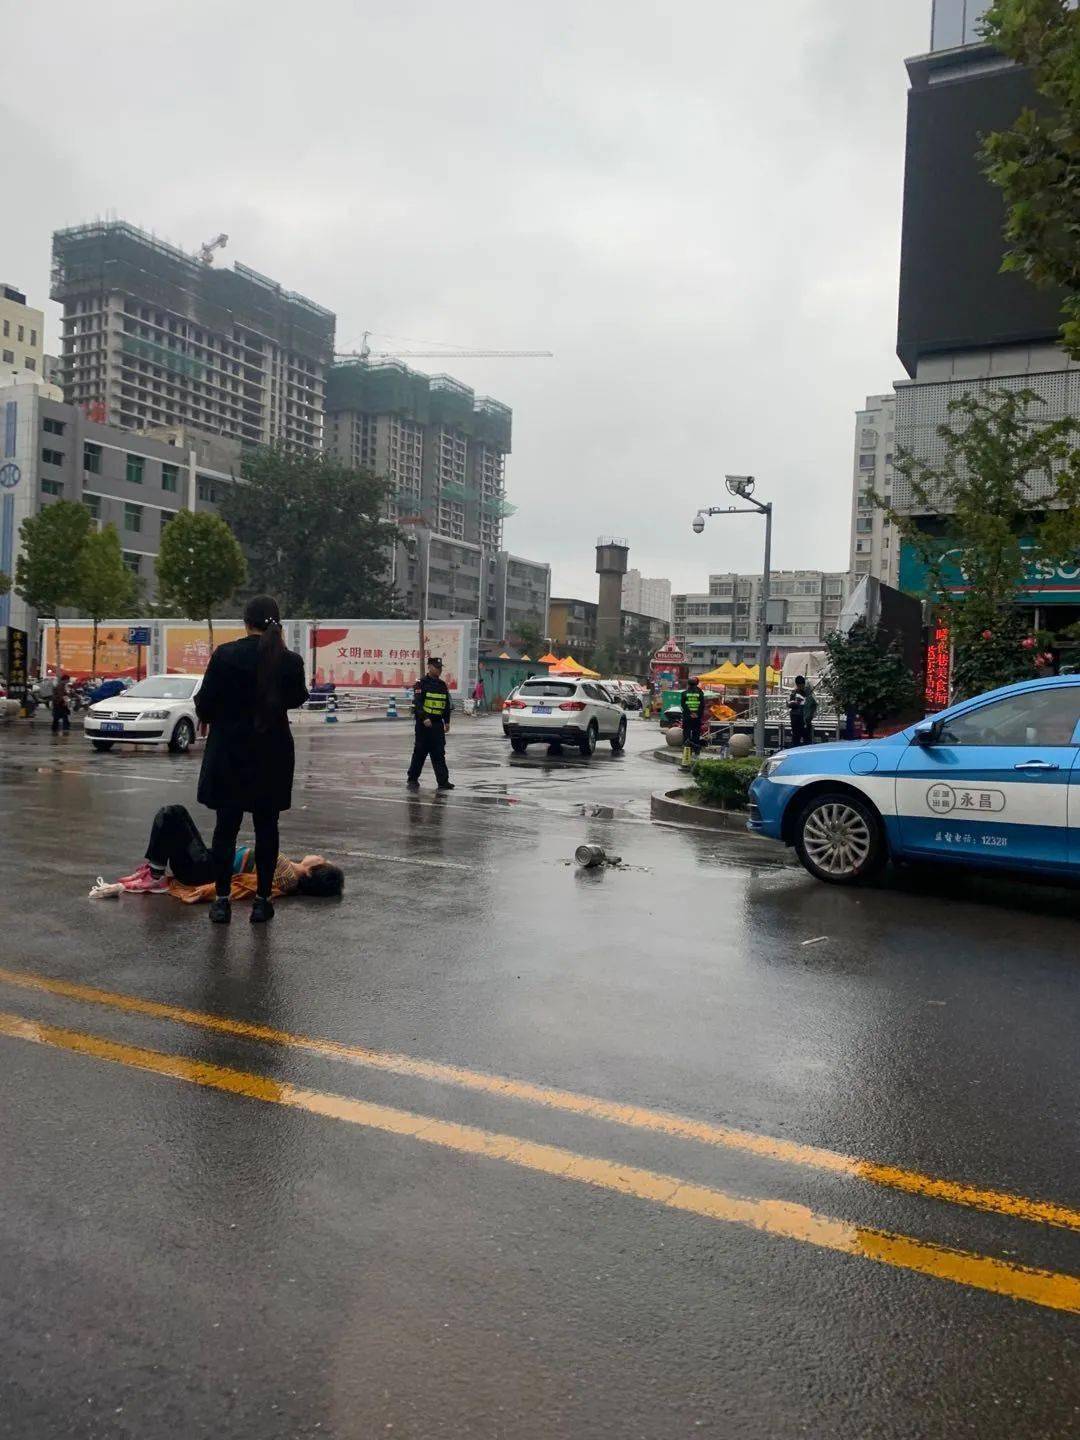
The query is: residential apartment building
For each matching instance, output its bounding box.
[849,394,899,585]
[548,597,668,659]
[0,376,236,636]
[390,533,550,643]
[671,570,849,668]
[51,222,335,454]
[1,285,44,381]
[621,568,672,624]
[325,360,514,552]
[493,552,551,645]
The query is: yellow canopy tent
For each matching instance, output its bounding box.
[696,662,743,687]
[742,664,783,686]
[551,656,601,678]
[498,652,512,660]
[733,662,756,680]
[520,655,532,661]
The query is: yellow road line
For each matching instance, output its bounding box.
[1,1007,1078,1316]
[1,965,1078,1234]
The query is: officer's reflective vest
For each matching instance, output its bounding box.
[684,691,702,715]
[422,689,448,718]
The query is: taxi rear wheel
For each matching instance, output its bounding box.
[794,790,885,885]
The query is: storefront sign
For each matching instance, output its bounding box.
[924,625,951,711]
[6,626,28,701]
[901,542,1080,606]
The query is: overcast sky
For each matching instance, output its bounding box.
[5,0,929,600]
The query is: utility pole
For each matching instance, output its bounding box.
[692,477,774,757]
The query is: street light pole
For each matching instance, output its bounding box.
[754,502,773,760]
[692,477,774,757]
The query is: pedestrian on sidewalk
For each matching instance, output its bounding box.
[408,656,454,790]
[472,676,486,713]
[50,673,71,734]
[789,675,817,747]
[194,595,309,925]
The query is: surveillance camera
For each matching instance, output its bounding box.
[725,474,755,499]
[691,514,705,534]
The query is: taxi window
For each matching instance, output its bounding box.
[938,688,1080,747]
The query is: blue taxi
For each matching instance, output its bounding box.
[748,676,1080,884]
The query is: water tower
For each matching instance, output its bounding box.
[596,537,629,650]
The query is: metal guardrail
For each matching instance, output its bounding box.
[301,691,395,716]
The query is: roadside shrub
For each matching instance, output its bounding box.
[691,756,762,810]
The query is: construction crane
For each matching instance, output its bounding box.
[198,233,229,266]
[334,330,552,364]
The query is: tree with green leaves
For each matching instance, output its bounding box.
[14,501,91,675]
[514,620,543,656]
[155,510,247,651]
[76,525,141,677]
[620,617,654,676]
[882,387,1080,697]
[822,621,919,737]
[0,572,10,598]
[221,447,400,618]
[980,0,1080,358]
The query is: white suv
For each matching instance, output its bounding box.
[502,677,627,756]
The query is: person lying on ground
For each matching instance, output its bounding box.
[118,804,343,917]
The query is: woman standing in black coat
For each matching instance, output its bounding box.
[195,595,309,925]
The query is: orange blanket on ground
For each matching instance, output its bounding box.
[168,873,289,904]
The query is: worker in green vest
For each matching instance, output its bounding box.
[681,677,706,764]
[407,657,455,790]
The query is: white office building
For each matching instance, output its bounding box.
[621,569,672,624]
[672,570,849,669]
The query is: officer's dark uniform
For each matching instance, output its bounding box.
[407,660,454,788]
[681,681,705,756]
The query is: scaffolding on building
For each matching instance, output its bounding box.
[51,222,336,361]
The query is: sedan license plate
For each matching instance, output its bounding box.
[100,721,125,734]
[532,705,552,715]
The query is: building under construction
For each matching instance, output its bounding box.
[325,359,514,552]
[51,221,336,454]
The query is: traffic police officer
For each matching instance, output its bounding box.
[681,676,706,759]
[407,657,454,789]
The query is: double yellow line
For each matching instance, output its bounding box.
[1,965,1078,1316]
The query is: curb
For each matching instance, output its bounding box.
[650,788,752,832]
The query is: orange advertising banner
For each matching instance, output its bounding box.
[42,625,142,681]
[165,624,246,675]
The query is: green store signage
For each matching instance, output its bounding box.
[899,541,1080,606]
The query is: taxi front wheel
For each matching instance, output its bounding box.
[794,790,886,885]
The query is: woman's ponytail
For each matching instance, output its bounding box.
[244,595,287,731]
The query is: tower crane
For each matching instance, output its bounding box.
[198,233,229,266]
[334,330,552,364]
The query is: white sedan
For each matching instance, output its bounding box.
[84,674,202,753]
[502,677,627,756]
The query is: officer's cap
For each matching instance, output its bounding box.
[428,656,443,668]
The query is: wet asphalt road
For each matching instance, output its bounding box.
[1,713,1079,1439]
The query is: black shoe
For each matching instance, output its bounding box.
[250,896,275,924]
[406,779,420,790]
[209,896,232,925]
[437,781,455,790]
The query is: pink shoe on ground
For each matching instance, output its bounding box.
[119,860,151,884]
[123,870,169,893]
